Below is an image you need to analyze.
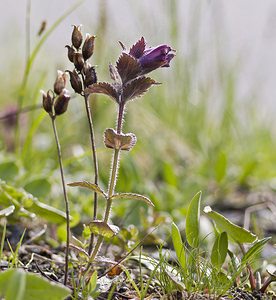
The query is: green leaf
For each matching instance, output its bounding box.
[186,191,201,248]
[171,222,186,270]
[6,268,26,300]
[211,232,228,268]
[0,269,71,300]
[0,162,19,182]
[0,205,15,217]
[110,193,154,207]
[24,178,51,198]
[215,152,227,182]
[89,221,119,238]
[29,199,68,224]
[68,181,107,199]
[242,237,271,266]
[203,206,257,244]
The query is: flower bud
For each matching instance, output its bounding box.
[82,34,95,60]
[72,25,83,49]
[54,70,66,95]
[73,53,84,72]
[54,89,71,116]
[67,70,83,94]
[65,45,75,63]
[42,90,53,114]
[84,66,97,87]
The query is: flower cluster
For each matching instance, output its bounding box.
[85,37,175,104]
[66,25,97,94]
[42,70,71,117]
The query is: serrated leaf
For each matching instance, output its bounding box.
[211,232,228,268]
[110,193,154,207]
[104,128,137,151]
[123,76,158,102]
[116,53,142,83]
[186,191,201,248]
[171,222,186,270]
[203,206,257,244]
[0,205,15,217]
[84,82,118,102]
[109,64,121,82]
[242,237,271,266]
[68,181,107,199]
[89,221,119,238]
[129,37,146,58]
[0,269,71,300]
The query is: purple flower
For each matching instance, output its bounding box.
[128,37,175,75]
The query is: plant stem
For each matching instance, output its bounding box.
[89,102,125,262]
[239,243,256,291]
[84,94,99,255]
[51,116,70,286]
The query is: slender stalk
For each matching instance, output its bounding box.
[84,94,99,255]
[239,243,256,291]
[89,102,125,262]
[51,116,70,286]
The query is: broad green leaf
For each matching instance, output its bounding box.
[211,232,228,268]
[0,269,71,300]
[89,221,119,238]
[203,206,257,244]
[111,193,154,207]
[29,200,68,224]
[186,191,201,248]
[24,178,51,198]
[171,222,186,270]
[6,269,26,300]
[242,237,271,266]
[0,205,15,217]
[68,181,107,199]
[0,162,19,182]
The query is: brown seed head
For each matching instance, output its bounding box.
[73,53,85,72]
[72,25,83,49]
[84,66,97,87]
[67,69,83,94]
[42,90,54,114]
[82,34,95,60]
[54,70,66,95]
[65,45,75,63]
[54,89,71,116]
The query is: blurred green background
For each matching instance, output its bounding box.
[1,0,276,230]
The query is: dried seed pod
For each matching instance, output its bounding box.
[65,45,75,63]
[54,89,71,115]
[82,34,95,60]
[67,70,83,94]
[73,53,84,72]
[42,90,53,114]
[72,25,83,49]
[54,70,66,95]
[84,66,97,87]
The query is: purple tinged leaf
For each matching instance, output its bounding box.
[104,128,137,151]
[122,76,159,102]
[84,82,118,102]
[116,53,142,84]
[129,36,146,59]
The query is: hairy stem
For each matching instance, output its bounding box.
[84,94,99,255]
[89,102,125,262]
[51,116,70,286]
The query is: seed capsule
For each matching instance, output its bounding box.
[73,53,84,72]
[82,34,95,60]
[72,25,83,49]
[54,89,71,116]
[67,70,83,94]
[42,90,53,114]
[84,66,97,87]
[54,70,66,95]
[65,45,75,63]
